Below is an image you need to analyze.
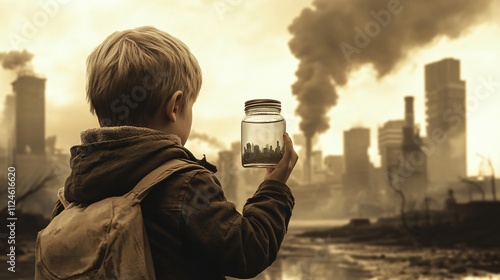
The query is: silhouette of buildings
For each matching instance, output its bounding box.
[242,140,284,166]
[13,72,46,154]
[425,58,467,188]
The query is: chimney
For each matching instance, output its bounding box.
[404,96,414,128]
[304,136,312,183]
[402,96,415,152]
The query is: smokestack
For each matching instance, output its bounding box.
[288,0,494,143]
[304,136,312,183]
[404,96,414,128]
[402,96,415,152]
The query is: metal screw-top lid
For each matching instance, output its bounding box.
[244,99,281,111]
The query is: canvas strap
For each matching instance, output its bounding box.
[130,158,200,205]
[56,158,200,209]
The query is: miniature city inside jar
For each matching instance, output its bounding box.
[241,99,286,168]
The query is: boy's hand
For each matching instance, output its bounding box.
[265,132,299,184]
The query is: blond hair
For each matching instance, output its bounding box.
[86,26,202,126]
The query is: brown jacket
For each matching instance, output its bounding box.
[53,126,294,279]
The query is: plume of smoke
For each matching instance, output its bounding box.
[289,0,494,139]
[0,49,34,70]
[190,131,226,150]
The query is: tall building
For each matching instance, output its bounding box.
[343,128,371,196]
[425,58,467,187]
[378,120,404,174]
[13,72,46,155]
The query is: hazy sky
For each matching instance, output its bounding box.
[1,0,499,176]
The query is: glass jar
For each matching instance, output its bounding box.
[241,99,286,168]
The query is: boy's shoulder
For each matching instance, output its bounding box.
[149,158,212,183]
[149,155,220,191]
[142,157,223,210]
[164,154,217,174]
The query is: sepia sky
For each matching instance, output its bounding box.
[0,0,499,176]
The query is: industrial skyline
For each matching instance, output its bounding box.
[0,55,495,219]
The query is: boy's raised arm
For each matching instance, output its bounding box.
[180,133,298,278]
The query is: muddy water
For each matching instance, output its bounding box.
[227,219,373,280]
[233,220,500,280]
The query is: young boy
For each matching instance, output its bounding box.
[55,26,298,279]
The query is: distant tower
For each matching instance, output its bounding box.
[425,58,467,188]
[343,128,370,196]
[304,136,312,183]
[402,96,416,152]
[13,73,46,155]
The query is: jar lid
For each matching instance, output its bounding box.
[244,99,281,111]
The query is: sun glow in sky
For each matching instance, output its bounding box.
[0,0,499,176]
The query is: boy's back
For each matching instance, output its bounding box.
[48,26,298,279]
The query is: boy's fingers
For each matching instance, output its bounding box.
[284,133,298,165]
[277,133,293,169]
[281,133,292,161]
[266,132,298,184]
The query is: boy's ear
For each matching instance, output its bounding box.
[165,90,183,122]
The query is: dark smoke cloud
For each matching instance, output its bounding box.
[0,49,34,70]
[289,0,494,138]
[190,131,226,150]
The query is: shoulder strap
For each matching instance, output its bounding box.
[56,159,201,209]
[129,158,200,205]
